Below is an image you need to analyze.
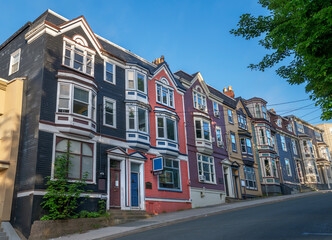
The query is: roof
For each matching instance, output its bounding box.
[173,70,194,83]
[207,85,237,109]
[236,97,253,118]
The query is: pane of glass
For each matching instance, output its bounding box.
[157,117,164,138]
[74,47,84,54]
[204,172,210,182]
[74,87,89,103]
[157,85,161,102]
[137,73,145,91]
[60,84,70,97]
[167,119,175,140]
[106,62,113,73]
[56,139,68,152]
[73,100,88,116]
[65,49,71,58]
[129,108,135,129]
[203,122,210,140]
[82,156,93,180]
[64,58,70,66]
[74,52,84,63]
[82,143,93,156]
[68,155,80,179]
[105,71,113,82]
[173,161,179,168]
[162,88,167,104]
[169,90,174,107]
[59,99,69,109]
[166,159,172,167]
[138,108,146,132]
[69,140,81,154]
[202,155,209,162]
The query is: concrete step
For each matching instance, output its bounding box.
[225,197,243,203]
[0,232,8,240]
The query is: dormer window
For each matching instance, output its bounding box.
[63,36,95,76]
[9,49,21,75]
[255,104,261,118]
[297,123,304,133]
[156,78,174,108]
[126,69,147,93]
[314,131,321,141]
[276,118,282,127]
[193,89,207,112]
[262,105,267,119]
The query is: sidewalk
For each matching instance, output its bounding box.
[53,191,327,240]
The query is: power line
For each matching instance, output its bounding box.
[267,98,310,106]
[278,103,315,115]
[299,109,320,118]
[305,116,321,122]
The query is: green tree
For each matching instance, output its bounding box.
[230,0,332,120]
[41,142,88,220]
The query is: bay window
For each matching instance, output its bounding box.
[197,154,215,184]
[126,69,147,93]
[156,82,174,108]
[244,166,257,190]
[240,138,253,154]
[126,105,148,133]
[193,91,207,112]
[297,123,304,133]
[159,159,180,190]
[195,119,211,141]
[63,38,95,76]
[255,104,261,118]
[157,116,177,141]
[238,114,247,130]
[266,129,272,146]
[264,159,271,177]
[292,139,298,155]
[55,137,94,181]
[262,105,267,119]
[57,82,96,121]
[260,129,266,145]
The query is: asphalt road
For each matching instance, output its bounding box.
[115,192,332,240]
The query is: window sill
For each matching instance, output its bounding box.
[62,64,94,78]
[156,101,175,110]
[158,188,182,192]
[103,79,116,85]
[103,123,117,129]
[198,181,216,185]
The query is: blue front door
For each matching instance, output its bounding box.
[131,172,139,207]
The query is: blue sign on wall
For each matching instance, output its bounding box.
[153,157,163,172]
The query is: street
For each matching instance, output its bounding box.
[116,192,332,240]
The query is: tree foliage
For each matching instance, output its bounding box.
[230,0,332,120]
[41,143,88,220]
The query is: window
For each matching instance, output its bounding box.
[246,139,252,154]
[63,39,94,76]
[159,159,180,190]
[264,159,271,177]
[104,61,115,84]
[244,166,257,190]
[260,129,266,145]
[292,139,298,155]
[231,132,237,152]
[303,140,310,154]
[216,127,223,147]
[127,105,148,133]
[276,119,282,127]
[285,159,292,176]
[55,137,94,181]
[262,105,267,119]
[156,83,174,108]
[126,70,147,93]
[103,97,116,128]
[197,154,215,184]
[238,115,247,130]
[193,91,207,112]
[228,109,234,123]
[308,140,314,154]
[195,119,211,141]
[255,104,261,118]
[288,124,293,132]
[213,102,219,117]
[297,123,304,133]
[156,116,177,141]
[240,138,247,153]
[57,83,96,121]
[281,135,287,151]
[272,159,278,177]
[314,131,321,141]
[266,130,272,146]
[9,49,21,75]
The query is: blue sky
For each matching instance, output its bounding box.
[0,0,330,125]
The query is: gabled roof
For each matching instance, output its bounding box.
[207,85,237,109]
[173,70,194,83]
[152,62,186,91]
[236,97,253,118]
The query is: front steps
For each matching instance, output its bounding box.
[0,227,8,240]
[107,209,151,225]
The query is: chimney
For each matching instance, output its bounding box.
[152,55,165,65]
[270,108,276,114]
[223,86,235,98]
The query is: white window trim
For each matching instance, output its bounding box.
[126,104,149,133]
[56,81,97,121]
[103,97,116,128]
[194,117,212,142]
[231,132,237,152]
[9,48,21,75]
[104,60,116,85]
[156,115,178,142]
[213,101,220,117]
[240,138,247,154]
[215,126,223,147]
[292,139,298,155]
[197,153,216,184]
[228,109,234,124]
[62,38,95,76]
[285,159,292,176]
[193,90,207,112]
[156,80,175,108]
[281,135,287,151]
[237,114,248,130]
[243,166,257,190]
[126,68,147,93]
[297,123,304,133]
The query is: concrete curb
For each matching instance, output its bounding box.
[54,190,327,240]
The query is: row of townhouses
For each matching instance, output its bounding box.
[0,10,331,238]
